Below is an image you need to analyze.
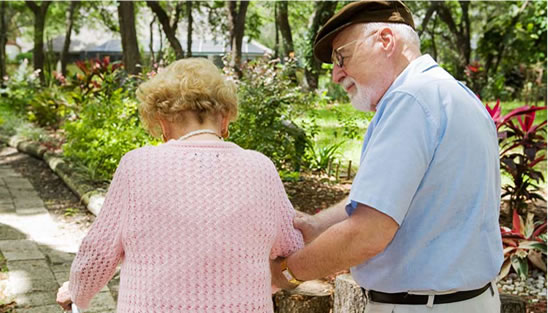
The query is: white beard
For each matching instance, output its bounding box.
[343,78,374,112]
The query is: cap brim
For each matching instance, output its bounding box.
[314,22,355,64]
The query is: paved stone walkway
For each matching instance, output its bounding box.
[0,163,116,312]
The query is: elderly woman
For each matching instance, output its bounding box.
[56,58,304,312]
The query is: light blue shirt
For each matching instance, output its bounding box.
[347,55,503,292]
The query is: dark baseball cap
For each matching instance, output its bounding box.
[314,0,415,64]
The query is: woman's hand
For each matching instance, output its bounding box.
[56,281,72,311]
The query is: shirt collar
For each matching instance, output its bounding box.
[376,54,437,109]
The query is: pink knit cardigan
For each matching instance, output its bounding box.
[69,140,304,312]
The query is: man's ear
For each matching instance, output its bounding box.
[378,27,396,56]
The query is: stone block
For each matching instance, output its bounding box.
[11,192,41,203]
[0,169,20,178]
[85,291,117,312]
[4,178,34,190]
[0,202,15,213]
[16,304,64,313]
[14,201,48,215]
[0,240,45,261]
[51,263,72,273]
[15,291,57,308]
[42,247,75,265]
[0,224,26,240]
[8,273,59,294]
[7,260,55,282]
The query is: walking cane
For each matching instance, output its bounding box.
[70,303,81,313]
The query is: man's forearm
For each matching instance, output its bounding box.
[314,200,349,232]
[287,204,399,281]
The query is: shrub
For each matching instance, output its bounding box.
[1,59,40,114]
[62,86,157,181]
[486,100,547,214]
[228,56,313,171]
[27,85,70,129]
[499,210,547,280]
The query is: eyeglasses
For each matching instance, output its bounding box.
[331,39,360,68]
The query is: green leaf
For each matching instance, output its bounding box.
[511,254,529,281]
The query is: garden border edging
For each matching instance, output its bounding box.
[0,133,105,216]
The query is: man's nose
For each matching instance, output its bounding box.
[332,64,346,84]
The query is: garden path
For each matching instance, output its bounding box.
[0,153,116,313]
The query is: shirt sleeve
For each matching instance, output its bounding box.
[69,155,131,309]
[347,92,438,225]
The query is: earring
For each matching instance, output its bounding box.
[221,128,229,139]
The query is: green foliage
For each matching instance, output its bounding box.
[59,57,157,180]
[278,170,300,182]
[27,85,69,129]
[14,52,33,64]
[486,101,547,214]
[1,59,40,114]
[499,211,547,280]
[228,56,313,171]
[62,86,156,181]
[64,207,79,217]
[304,140,345,172]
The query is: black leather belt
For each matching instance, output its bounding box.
[361,283,493,305]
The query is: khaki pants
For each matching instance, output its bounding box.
[364,283,500,313]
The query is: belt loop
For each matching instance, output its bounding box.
[489,281,495,297]
[426,295,435,308]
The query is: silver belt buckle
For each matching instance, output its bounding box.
[364,289,370,304]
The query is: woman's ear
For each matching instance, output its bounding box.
[221,115,230,139]
[158,118,169,142]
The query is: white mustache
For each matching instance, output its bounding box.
[341,78,355,91]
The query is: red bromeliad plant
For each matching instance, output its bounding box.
[486,100,547,280]
[499,210,547,280]
[485,100,547,214]
[74,56,124,96]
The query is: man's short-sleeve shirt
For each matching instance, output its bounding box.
[347,55,503,292]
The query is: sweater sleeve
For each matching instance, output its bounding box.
[268,166,305,260]
[69,155,131,309]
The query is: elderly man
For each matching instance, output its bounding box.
[271,1,503,312]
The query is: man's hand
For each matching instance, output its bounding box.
[56,281,72,311]
[293,211,323,244]
[270,258,298,290]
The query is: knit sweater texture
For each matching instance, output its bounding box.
[69,140,304,312]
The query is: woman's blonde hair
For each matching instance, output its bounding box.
[136,58,238,137]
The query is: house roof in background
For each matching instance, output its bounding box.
[48,33,271,56]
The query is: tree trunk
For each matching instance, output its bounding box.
[276,1,293,58]
[146,1,184,60]
[60,1,78,76]
[186,1,192,57]
[274,280,333,313]
[149,15,156,63]
[431,0,471,80]
[25,0,51,85]
[483,1,529,83]
[0,1,7,85]
[333,274,366,313]
[118,1,142,75]
[304,0,338,90]
[226,0,249,78]
[274,2,279,59]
